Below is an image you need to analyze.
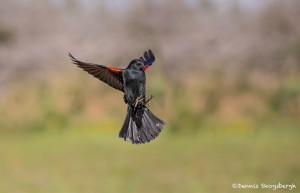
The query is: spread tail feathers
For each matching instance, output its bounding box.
[119,107,165,144]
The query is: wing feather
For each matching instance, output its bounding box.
[69,53,124,92]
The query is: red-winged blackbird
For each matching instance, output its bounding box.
[68,50,165,144]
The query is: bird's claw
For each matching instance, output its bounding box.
[134,95,155,108]
[145,95,154,107]
[134,95,144,108]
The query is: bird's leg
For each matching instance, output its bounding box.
[145,95,154,107]
[134,95,144,108]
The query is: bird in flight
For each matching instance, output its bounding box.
[68,50,165,144]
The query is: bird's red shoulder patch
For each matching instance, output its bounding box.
[107,66,124,72]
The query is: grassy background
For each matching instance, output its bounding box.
[1,78,299,193]
[0,123,299,193]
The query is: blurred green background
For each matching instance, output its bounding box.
[0,0,299,193]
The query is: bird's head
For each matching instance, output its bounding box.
[127,59,147,71]
[127,50,156,71]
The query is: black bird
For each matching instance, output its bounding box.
[68,50,165,144]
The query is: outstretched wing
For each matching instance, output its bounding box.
[139,50,155,69]
[69,53,124,92]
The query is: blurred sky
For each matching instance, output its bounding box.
[49,0,266,12]
[1,0,299,91]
